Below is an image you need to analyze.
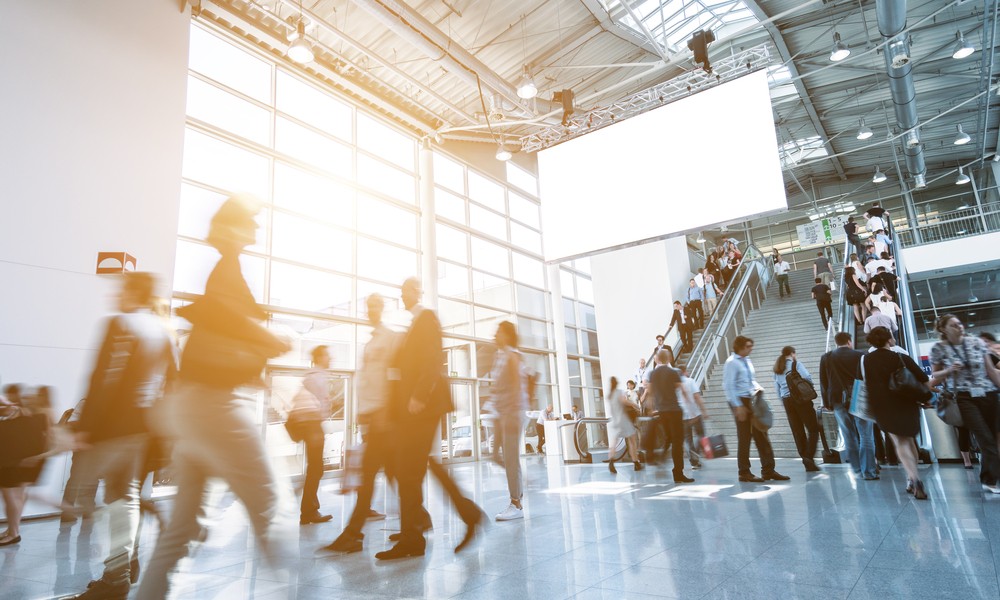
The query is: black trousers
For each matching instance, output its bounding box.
[688,300,704,328]
[732,399,775,474]
[816,300,833,329]
[643,411,685,475]
[679,324,693,350]
[781,397,818,463]
[299,420,325,517]
[395,416,438,549]
[873,425,898,464]
[957,394,1000,486]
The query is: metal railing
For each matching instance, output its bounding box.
[685,245,773,390]
[895,203,1000,247]
[827,239,853,353]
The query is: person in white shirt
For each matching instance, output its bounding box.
[633,358,649,394]
[535,405,557,454]
[288,346,334,525]
[694,268,706,289]
[774,258,792,299]
[679,365,708,470]
[864,306,898,334]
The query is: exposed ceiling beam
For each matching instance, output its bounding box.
[744,0,847,180]
[578,0,664,59]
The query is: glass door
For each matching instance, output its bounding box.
[265,368,353,478]
[440,379,484,463]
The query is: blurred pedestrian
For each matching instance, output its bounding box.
[287,345,333,525]
[488,321,529,521]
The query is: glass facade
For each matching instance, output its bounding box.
[174,23,599,468]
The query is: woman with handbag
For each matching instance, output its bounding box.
[844,266,868,325]
[930,315,1000,494]
[605,377,642,474]
[772,347,822,473]
[138,195,291,599]
[863,327,932,499]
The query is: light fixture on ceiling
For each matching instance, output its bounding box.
[886,35,911,69]
[956,166,971,185]
[954,124,972,145]
[914,174,927,188]
[873,166,887,183]
[857,118,873,140]
[287,2,314,65]
[495,139,512,161]
[516,66,537,99]
[952,30,975,59]
[696,234,706,244]
[830,32,850,62]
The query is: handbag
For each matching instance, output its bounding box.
[816,407,841,464]
[699,423,728,459]
[934,377,963,427]
[888,354,933,405]
[849,355,876,422]
[750,386,773,431]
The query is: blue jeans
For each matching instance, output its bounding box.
[833,400,876,478]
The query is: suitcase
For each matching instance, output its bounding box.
[700,433,728,459]
[817,408,841,464]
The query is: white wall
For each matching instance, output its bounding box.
[590,236,691,392]
[0,0,191,515]
[900,231,1000,276]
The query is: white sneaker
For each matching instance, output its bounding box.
[983,484,1000,494]
[495,504,524,521]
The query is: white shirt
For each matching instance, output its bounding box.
[694,273,705,288]
[358,323,400,418]
[679,376,702,419]
[774,261,791,275]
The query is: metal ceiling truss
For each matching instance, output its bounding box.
[521,43,775,153]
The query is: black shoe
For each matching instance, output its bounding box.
[72,578,129,600]
[762,471,790,481]
[375,543,425,560]
[739,473,764,483]
[323,532,363,554]
[455,501,484,553]
[674,474,695,483]
[300,513,334,525]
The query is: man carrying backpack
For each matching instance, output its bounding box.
[773,346,821,472]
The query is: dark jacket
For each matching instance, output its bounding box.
[391,307,453,422]
[649,364,682,413]
[669,309,688,330]
[78,311,177,443]
[819,346,863,411]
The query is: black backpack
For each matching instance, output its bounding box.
[786,360,818,404]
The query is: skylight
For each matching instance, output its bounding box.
[601,0,761,54]
[780,136,829,168]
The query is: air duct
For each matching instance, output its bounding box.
[876,0,926,186]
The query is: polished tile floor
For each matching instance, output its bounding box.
[4,456,1000,599]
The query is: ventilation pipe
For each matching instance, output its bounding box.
[876,0,926,188]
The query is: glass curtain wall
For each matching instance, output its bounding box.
[173,22,598,469]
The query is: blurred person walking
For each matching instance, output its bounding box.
[773,347,821,473]
[137,195,291,600]
[606,377,643,474]
[679,365,707,471]
[324,294,400,553]
[931,315,1000,494]
[287,345,334,525]
[1,385,52,547]
[488,321,530,520]
[376,278,481,560]
[644,349,693,483]
[863,327,932,499]
[774,255,792,299]
[67,272,177,599]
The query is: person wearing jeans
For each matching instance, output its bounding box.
[819,332,877,479]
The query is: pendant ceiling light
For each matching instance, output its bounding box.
[287,1,314,64]
[856,118,873,140]
[830,32,850,62]
[955,167,970,185]
[873,166,887,183]
[516,66,537,100]
[954,124,972,145]
[952,31,974,59]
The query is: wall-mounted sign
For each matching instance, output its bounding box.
[96,252,136,274]
[795,215,849,248]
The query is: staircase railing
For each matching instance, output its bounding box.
[827,238,854,352]
[686,244,772,390]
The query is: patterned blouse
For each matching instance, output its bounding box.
[930,336,998,394]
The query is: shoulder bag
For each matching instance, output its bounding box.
[888,354,933,405]
[750,384,773,431]
[849,355,876,421]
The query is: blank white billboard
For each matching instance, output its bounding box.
[538,70,786,262]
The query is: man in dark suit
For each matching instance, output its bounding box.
[643,349,694,483]
[819,332,877,479]
[376,278,479,560]
[669,301,693,352]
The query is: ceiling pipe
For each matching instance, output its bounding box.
[350,0,557,119]
[875,0,926,188]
